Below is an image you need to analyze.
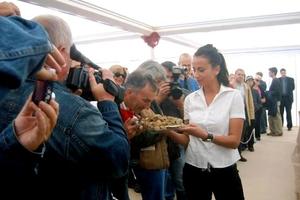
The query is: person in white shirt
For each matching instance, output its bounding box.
[167,44,245,200]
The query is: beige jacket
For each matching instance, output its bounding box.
[242,83,255,125]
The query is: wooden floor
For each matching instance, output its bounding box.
[129,127,299,200]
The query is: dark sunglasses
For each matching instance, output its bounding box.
[114,72,126,78]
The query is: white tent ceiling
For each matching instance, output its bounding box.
[12,0,300,67]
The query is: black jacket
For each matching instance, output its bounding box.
[279,76,295,102]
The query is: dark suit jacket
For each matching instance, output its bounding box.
[266,78,282,116]
[259,80,267,92]
[279,76,295,102]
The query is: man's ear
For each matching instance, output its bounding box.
[57,46,67,59]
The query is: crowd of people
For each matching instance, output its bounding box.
[0,2,298,200]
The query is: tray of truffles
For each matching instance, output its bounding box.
[139,114,184,131]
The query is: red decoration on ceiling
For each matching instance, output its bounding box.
[141,32,160,48]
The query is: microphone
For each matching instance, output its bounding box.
[70,44,100,70]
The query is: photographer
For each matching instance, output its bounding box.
[0,5,65,198]
[178,53,199,92]
[160,61,186,200]
[0,15,129,199]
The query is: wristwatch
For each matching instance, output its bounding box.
[203,133,214,142]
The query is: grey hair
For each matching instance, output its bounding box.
[124,71,158,93]
[178,53,191,64]
[32,15,73,53]
[136,60,167,83]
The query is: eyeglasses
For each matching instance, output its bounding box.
[114,72,126,78]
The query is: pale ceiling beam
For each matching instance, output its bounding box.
[20,0,300,49]
[21,0,153,34]
[74,32,140,45]
[158,12,300,35]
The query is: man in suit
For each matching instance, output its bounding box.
[267,67,283,136]
[279,68,295,131]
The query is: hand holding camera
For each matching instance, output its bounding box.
[66,44,123,102]
[88,68,115,102]
[156,82,171,104]
[14,94,59,151]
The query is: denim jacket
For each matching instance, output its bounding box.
[0,16,52,99]
[0,79,130,199]
[0,16,54,198]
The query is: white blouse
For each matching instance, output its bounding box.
[184,85,245,168]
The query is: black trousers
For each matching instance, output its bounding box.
[280,96,293,129]
[183,163,244,200]
[255,108,262,139]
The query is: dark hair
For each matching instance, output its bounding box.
[124,71,158,93]
[256,72,263,77]
[269,67,278,75]
[161,61,176,72]
[280,68,286,72]
[194,44,229,86]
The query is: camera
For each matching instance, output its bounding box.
[168,66,191,100]
[32,80,53,105]
[169,66,184,100]
[66,44,124,103]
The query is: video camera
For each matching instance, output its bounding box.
[66,44,124,103]
[169,66,191,99]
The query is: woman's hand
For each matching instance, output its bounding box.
[178,124,208,139]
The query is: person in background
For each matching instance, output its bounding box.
[279,68,295,131]
[234,68,255,162]
[256,72,268,134]
[178,53,199,92]
[167,44,245,200]
[266,67,283,136]
[245,76,262,151]
[160,61,187,200]
[253,75,266,141]
[110,64,127,86]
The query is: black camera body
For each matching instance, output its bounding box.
[32,80,53,105]
[169,66,184,99]
[66,64,123,102]
[66,44,124,102]
[169,82,183,100]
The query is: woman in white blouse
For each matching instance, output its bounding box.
[167,44,245,200]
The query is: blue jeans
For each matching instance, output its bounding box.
[165,145,186,200]
[134,168,166,200]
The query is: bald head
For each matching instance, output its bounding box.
[178,53,192,75]
[33,15,73,80]
[33,15,73,53]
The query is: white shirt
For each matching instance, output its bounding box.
[184,85,245,168]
